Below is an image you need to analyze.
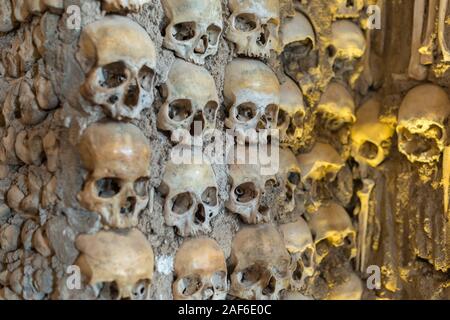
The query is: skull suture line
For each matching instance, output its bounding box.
[224,58,280,141]
[173,238,228,300]
[397,84,450,163]
[226,0,281,58]
[77,122,151,229]
[157,59,219,143]
[229,224,292,300]
[77,15,157,120]
[162,0,223,65]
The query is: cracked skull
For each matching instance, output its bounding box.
[280,217,315,291]
[157,59,219,143]
[159,151,219,237]
[77,15,157,120]
[351,98,395,167]
[77,122,151,229]
[229,224,291,300]
[162,0,222,65]
[224,58,280,140]
[173,238,228,300]
[226,0,281,58]
[397,84,450,163]
[75,229,154,300]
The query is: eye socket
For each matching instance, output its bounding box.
[234,13,258,32]
[134,177,150,197]
[171,192,194,214]
[99,62,128,88]
[201,187,218,206]
[211,271,227,291]
[237,264,263,286]
[235,102,257,122]
[138,66,155,92]
[95,178,121,198]
[234,182,258,203]
[172,22,196,41]
[204,101,218,123]
[292,111,304,127]
[359,141,379,160]
[207,24,221,45]
[178,275,202,296]
[288,172,301,185]
[168,99,193,121]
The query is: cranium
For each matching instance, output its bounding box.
[173,238,228,300]
[351,98,395,167]
[77,15,157,120]
[159,151,219,237]
[277,78,306,149]
[101,0,150,13]
[226,144,276,224]
[226,0,281,58]
[77,122,151,229]
[397,84,450,163]
[12,0,63,22]
[279,217,315,291]
[308,202,356,263]
[277,147,302,214]
[224,58,280,140]
[229,224,291,300]
[162,0,223,65]
[75,229,154,300]
[326,271,363,300]
[329,20,366,61]
[157,59,219,143]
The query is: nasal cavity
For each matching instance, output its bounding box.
[194,35,208,54]
[120,197,136,215]
[257,25,269,46]
[194,204,206,224]
[190,112,205,137]
[124,81,140,107]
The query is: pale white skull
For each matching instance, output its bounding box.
[77,122,151,229]
[162,0,223,65]
[277,78,306,149]
[351,98,395,167]
[226,144,276,224]
[159,151,219,237]
[157,59,219,143]
[173,238,228,300]
[101,0,151,13]
[281,10,316,49]
[224,58,280,140]
[279,217,315,291]
[326,271,363,300]
[277,147,302,214]
[75,229,154,300]
[308,202,356,263]
[77,16,157,120]
[397,84,450,163]
[226,0,281,58]
[229,224,291,300]
[329,20,366,61]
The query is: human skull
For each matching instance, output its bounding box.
[162,0,223,65]
[351,98,395,167]
[159,152,219,237]
[326,271,363,300]
[229,224,291,300]
[329,20,366,61]
[157,59,219,143]
[226,144,276,224]
[397,84,450,163]
[75,229,154,300]
[173,238,228,300]
[279,217,315,291]
[77,15,157,120]
[224,58,280,141]
[101,0,150,13]
[277,147,302,214]
[308,202,356,263]
[277,78,306,150]
[77,122,151,229]
[226,0,281,58]
[12,0,63,22]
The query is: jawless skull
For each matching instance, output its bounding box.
[173,238,228,300]
[162,0,223,65]
[77,122,151,229]
[229,224,291,300]
[77,15,157,120]
[397,84,450,163]
[226,0,281,58]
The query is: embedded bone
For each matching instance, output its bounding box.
[77,122,151,229]
[173,238,228,300]
[281,10,315,49]
[34,74,59,111]
[101,0,151,12]
[77,15,157,120]
[397,84,450,163]
[14,130,44,166]
[162,0,223,65]
[224,58,280,141]
[277,147,302,214]
[277,78,306,149]
[1,127,20,165]
[159,148,219,236]
[43,131,58,173]
[32,226,53,257]
[408,0,428,80]
[308,202,356,263]
[41,175,57,208]
[6,185,25,212]
[326,271,363,300]
[226,0,281,58]
[229,224,291,300]
[279,217,315,291]
[351,98,395,168]
[330,20,366,61]
[0,224,21,252]
[444,147,450,213]
[420,0,437,65]
[20,219,39,250]
[157,59,219,143]
[12,0,63,22]
[75,229,154,300]
[0,0,15,32]
[18,80,47,126]
[438,0,450,61]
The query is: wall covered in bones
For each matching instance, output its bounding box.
[0,0,449,300]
